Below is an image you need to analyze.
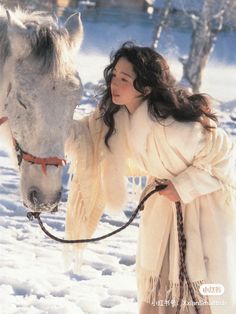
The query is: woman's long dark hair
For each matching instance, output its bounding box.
[99,41,218,148]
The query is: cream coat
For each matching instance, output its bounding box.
[65,102,236,313]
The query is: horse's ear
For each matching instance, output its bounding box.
[64,12,83,50]
[5,9,30,59]
[6,9,26,29]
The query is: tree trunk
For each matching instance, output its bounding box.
[151,0,172,49]
[180,0,229,93]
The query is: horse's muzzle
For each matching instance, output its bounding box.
[24,202,59,214]
[25,187,61,213]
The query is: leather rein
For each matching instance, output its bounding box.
[27,183,168,243]
[28,183,199,314]
[1,116,199,313]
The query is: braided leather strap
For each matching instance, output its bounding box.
[176,202,200,314]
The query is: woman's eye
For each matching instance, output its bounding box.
[121,78,128,82]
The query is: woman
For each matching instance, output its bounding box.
[65,42,236,314]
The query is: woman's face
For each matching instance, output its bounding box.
[110,57,143,113]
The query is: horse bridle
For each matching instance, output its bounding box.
[0,116,66,174]
[1,117,200,314]
[1,81,66,173]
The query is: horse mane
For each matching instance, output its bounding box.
[0,5,74,78]
[0,10,10,67]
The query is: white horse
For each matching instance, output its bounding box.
[0,5,83,213]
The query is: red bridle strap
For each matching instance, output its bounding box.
[0,116,66,174]
[0,116,8,125]
[22,153,66,175]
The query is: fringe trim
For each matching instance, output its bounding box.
[138,271,209,311]
[63,244,84,274]
[166,280,209,309]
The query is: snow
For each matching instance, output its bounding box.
[0,5,236,314]
[0,149,139,314]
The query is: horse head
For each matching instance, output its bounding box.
[0,6,83,213]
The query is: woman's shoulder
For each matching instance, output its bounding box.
[158,117,206,156]
[161,116,204,137]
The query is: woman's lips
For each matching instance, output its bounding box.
[112,93,120,98]
[111,89,119,97]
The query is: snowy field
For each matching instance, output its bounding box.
[0,6,236,314]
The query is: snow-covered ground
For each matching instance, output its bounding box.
[1,6,236,314]
[0,121,140,314]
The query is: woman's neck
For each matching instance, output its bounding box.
[125,100,143,114]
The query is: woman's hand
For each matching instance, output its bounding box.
[158,180,181,202]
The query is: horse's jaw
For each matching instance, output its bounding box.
[0,6,83,214]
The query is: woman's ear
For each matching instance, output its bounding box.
[144,86,152,96]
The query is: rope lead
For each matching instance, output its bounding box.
[27,183,199,313]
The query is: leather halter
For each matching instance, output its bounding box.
[0,116,8,125]
[0,116,66,174]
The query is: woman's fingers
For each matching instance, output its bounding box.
[158,180,181,202]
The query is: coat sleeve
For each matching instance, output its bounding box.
[170,123,236,204]
[65,110,105,248]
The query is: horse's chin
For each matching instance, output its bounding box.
[24,202,59,214]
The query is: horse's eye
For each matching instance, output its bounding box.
[17,97,28,110]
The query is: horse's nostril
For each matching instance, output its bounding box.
[27,189,62,210]
[28,189,40,205]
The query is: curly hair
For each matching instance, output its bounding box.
[98,41,218,148]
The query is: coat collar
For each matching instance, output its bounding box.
[128,101,156,155]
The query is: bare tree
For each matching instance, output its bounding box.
[151,0,172,49]
[180,0,231,93]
